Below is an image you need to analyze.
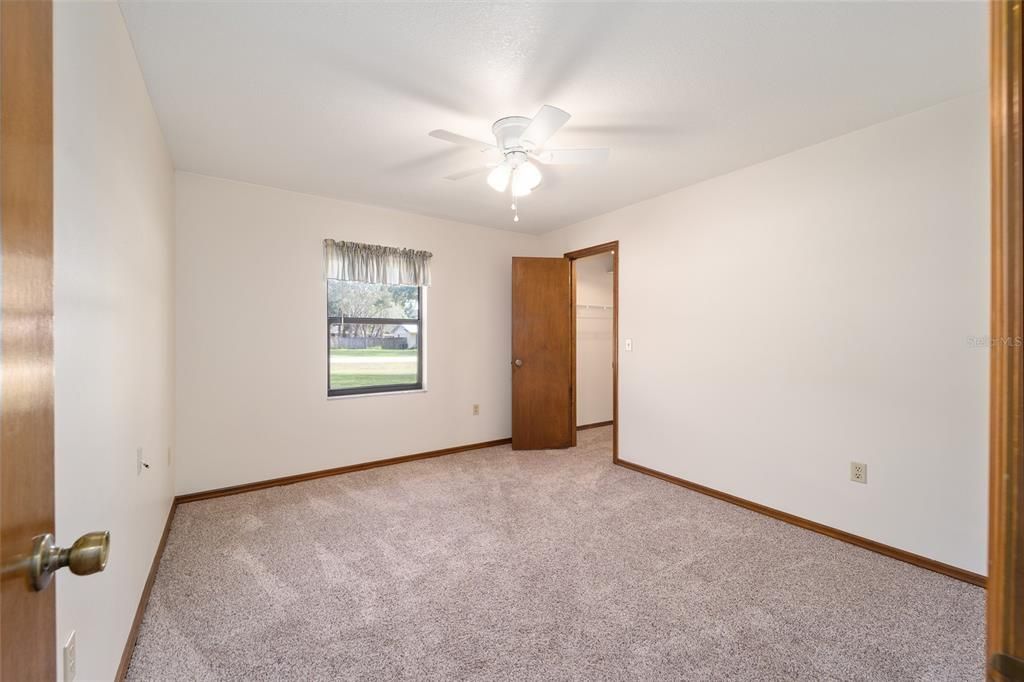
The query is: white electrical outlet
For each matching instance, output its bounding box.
[850,462,867,484]
[624,338,633,352]
[472,404,480,416]
[63,631,76,682]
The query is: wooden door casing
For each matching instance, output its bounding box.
[565,241,619,461]
[987,1,1024,679]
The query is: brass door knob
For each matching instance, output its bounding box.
[29,531,110,591]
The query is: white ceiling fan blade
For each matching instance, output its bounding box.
[532,148,609,165]
[444,166,491,181]
[481,147,505,164]
[521,105,570,150]
[429,129,495,150]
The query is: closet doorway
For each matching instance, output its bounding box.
[566,242,618,460]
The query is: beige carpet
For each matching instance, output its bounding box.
[127,427,984,681]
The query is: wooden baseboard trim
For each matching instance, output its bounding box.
[615,458,987,588]
[115,500,177,682]
[175,437,514,505]
[577,420,613,431]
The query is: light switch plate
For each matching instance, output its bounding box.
[63,631,76,682]
[624,338,633,352]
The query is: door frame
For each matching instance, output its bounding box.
[565,241,619,461]
[987,1,1023,679]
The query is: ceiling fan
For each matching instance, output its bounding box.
[429,105,609,222]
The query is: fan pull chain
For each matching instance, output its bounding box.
[511,175,520,222]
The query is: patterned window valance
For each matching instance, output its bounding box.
[323,239,433,286]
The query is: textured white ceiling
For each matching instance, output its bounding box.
[119,1,986,234]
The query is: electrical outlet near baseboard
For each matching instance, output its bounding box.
[850,462,867,484]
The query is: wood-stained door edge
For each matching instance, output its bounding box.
[987,1,1024,678]
[565,242,619,462]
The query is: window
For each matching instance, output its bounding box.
[327,280,423,396]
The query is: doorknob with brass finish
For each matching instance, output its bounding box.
[29,531,110,591]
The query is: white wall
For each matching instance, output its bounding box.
[53,3,176,680]
[575,255,614,426]
[174,173,540,495]
[542,93,990,575]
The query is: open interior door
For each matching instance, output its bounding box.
[511,257,573,450]
[1,1,58,678]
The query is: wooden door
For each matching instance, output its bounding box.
[511,257,573,450]
[988,2,1024,680]
[0,1,57,680]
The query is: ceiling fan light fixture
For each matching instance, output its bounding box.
[511,161,542,195]
[431,104,609,223]
[487,164,511,192]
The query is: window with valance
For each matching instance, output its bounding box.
[324,240,432,396]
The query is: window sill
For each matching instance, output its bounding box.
[326,388,427,401]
